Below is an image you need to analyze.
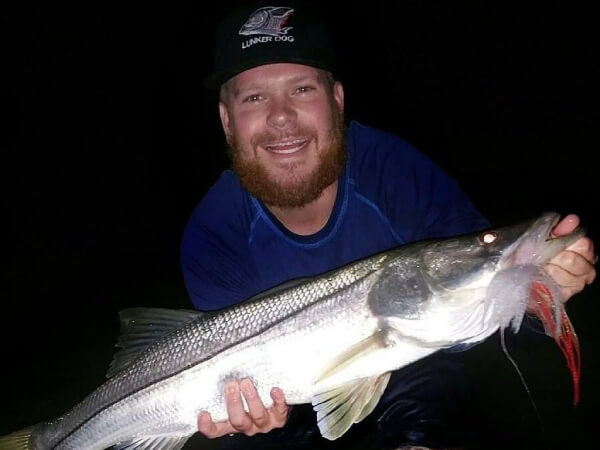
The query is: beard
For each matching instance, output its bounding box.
[227,108,346,209]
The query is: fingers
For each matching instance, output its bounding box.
[565,237,597,265]
[230,380,288,432]
[550,246,596,277]
[550,237,597,283]
[197,411,236,439]
[197,379,290,438]
[237,379,270,432]
[225,380,256,434]
[545,217,597,303]
[545,248,597,302]
[269,387,289,428]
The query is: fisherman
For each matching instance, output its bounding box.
[180,1,597,448]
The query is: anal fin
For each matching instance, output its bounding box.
[114,435,189,450]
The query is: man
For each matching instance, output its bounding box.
[181,2,596,448]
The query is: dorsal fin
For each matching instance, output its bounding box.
[106,308,203,378]
[0,425,34,449]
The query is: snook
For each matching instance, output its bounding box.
[0,212,584,450]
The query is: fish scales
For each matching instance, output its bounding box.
[33,256,388,449]
[196,269,385,414]
[0,212,585,449]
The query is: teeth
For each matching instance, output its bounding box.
[270,139,306,147]
[266,138,308,154]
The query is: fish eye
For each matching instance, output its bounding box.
[479,231,498,245]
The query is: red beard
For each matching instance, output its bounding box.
[228,109,346,208]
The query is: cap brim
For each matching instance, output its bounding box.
[204,56,336,90]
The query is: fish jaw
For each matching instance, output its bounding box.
[499,211,584,270]
[498,212,560,268]
[487,211,585,332]
[374,212,583,353]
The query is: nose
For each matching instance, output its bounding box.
[267,96,297,129]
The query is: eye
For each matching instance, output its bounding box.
[479,231,498,245]
[295,86,315,94]
[243,94,263,103]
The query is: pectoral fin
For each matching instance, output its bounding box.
[312,372,391,440]
[314,330,388,384]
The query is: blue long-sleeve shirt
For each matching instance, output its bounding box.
[181,121,489,310]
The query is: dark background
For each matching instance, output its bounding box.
[1,1,597,449]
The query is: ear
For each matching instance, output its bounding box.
[333,81,345,113]
[218,101,232,140]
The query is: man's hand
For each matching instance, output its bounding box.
[197,379,289,438]
[545,214,597,302]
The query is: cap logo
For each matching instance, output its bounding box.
[239,6,295,49]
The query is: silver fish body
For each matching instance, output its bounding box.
[1,212,583,450]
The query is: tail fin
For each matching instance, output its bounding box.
[0,427,34,449]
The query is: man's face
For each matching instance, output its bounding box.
[219,63,345,208]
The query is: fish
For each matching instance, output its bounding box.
[238,6,294,37]
[0,211,583,450]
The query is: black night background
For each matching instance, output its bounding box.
[1,2,597,449]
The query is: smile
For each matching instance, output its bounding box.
[264,138,310,155]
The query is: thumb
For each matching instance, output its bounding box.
[551,214,579,238]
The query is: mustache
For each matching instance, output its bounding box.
[251,126,315,147]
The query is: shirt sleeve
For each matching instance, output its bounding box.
[396,150,490,241]
[180,174,260,311]
[351,123,490,242]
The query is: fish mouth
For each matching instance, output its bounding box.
[263,138,311,155]
[499,212,561,268]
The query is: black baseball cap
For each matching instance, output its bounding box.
[204,1,338,89]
